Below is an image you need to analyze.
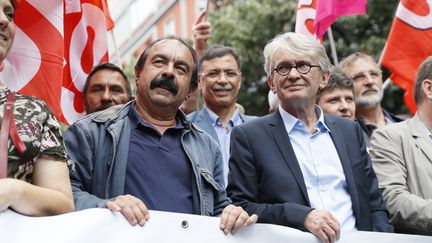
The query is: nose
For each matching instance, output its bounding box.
[338,100,350,114]
[161,63,175,78]
[364,72,376,86]
[216,71,228,84]
[0,11,11,29]
[101,88,112,102]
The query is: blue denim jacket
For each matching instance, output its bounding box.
[64,101,230,216]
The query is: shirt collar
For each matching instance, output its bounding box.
[129,103,184,130]
[204,106,243,127]
[418,113,432,139]
[279,105,330,133]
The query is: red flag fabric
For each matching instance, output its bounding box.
[0,0,64,120]
[295,0,319,38]
[314,0,367,38]
[0,0,114,124]
[381,0,432,114]
[62,0,113,124]
[101,0,115,30]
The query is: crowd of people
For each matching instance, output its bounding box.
[1,1,432,242]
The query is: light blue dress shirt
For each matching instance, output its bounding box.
[279,105,357,230]
[205,107,243,187]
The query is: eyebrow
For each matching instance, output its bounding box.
[152,54,191,72]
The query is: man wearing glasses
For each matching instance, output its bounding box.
[339,52,403,147]
[227,32,393,243]
[189,45,255,187]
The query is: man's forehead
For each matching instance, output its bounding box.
[148,39,193,59]
[323,88,354,97]
[90,69,126,86]
[348,58,380,73]
[272,49,314,64]
[202,55,239,69]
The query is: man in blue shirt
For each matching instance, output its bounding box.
[189,45,255,186]
[227,32,392,243]
[64,36,257,233]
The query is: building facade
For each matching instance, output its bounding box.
[108,0,213,64]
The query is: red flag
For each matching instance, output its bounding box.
[381,0,432,114]
[295,0,319,38]
[62,0,114,124]
[0,0,64,120]
[314,0,367,38]
[0,0,114,124]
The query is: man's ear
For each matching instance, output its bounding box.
[319,70,330,89]
[134,69,141,86]
[423,79,432,100]
[267,75,276,93]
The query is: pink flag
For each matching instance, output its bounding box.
[314,0,367,38]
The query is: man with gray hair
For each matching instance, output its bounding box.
[369,56,432,235]
[339,52,402,146]
[228,32,392,243]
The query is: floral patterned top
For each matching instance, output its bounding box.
[0,87,68,181]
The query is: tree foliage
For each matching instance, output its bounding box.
[209,0,407,116]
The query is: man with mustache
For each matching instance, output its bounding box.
[83,62,132,114]
[339,52,403,146]
[188,45,256,187]
[64,37,257,233]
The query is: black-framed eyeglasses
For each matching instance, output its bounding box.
[272,62,321,76]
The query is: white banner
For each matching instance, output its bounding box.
[0,209,431,243]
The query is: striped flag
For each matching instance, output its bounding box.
[0,0,114,124]
[62,0,114,124]
[0,0,64,120]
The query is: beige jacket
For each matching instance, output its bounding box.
[370,114,432,235]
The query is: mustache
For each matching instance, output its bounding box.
[212,83,233,91]
[150,76,179,95]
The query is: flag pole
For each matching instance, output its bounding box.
[327,27,338,65]
[110,30,123,67]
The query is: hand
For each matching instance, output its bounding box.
[192,10,211,55]
[106,194,149,226]
[0,179,21,212]
[219,204,258,234]
[304,210,340,243]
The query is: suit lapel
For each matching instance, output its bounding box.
[325,117,361,216]
[269,111,310,204]
[411,114,432,162]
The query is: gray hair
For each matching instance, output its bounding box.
[263,32,331,76]
[339,52,379,71]
[268,90,279,110]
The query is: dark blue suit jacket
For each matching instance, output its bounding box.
[227,110,393,232]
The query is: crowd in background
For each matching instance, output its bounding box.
[1,1,432,242]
